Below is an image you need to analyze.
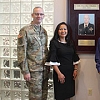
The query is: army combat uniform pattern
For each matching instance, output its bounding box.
[17,21,49,100]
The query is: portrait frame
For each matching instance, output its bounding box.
[78,14,95,36]
[67,0,100,54]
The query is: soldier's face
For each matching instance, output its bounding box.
[84,15,90,24]
[32,8,44,24]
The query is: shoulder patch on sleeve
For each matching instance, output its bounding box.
[18,34,23,38]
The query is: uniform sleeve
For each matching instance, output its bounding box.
[17,29,29,74]
[95,38,100,73]
[43,28,49,63]
[45,40,60,66]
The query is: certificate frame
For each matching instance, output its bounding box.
[67,0,100,54]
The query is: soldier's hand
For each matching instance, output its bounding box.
[24,73,31,81]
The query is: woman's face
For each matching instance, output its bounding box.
[58,24,68,38]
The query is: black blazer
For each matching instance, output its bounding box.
[79,23,94,35]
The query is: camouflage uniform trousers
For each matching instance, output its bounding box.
[26,71,48,100]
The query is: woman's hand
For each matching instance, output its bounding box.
[58,73,65,84]
[52,65,65,83]
[73,70,78,80]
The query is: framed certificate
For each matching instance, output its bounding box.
[67,0,100,53]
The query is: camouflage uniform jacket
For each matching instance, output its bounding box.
[17,22,48,75]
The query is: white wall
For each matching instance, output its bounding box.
[74,54,100,100]
[54,0,100,100]
[54,0,66,28]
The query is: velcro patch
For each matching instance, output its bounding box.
[18,34,23,38]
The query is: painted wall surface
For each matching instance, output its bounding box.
[54,0,100,100]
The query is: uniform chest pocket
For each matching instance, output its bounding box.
[27,35,41,51]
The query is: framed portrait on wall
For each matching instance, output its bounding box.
[67,0,100,54]
[78,14,95,36]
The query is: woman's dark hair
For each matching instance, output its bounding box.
[51,22,73,46]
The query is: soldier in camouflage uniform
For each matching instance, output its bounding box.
[17,7,49,100]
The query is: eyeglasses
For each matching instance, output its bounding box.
[33,13,44,16]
